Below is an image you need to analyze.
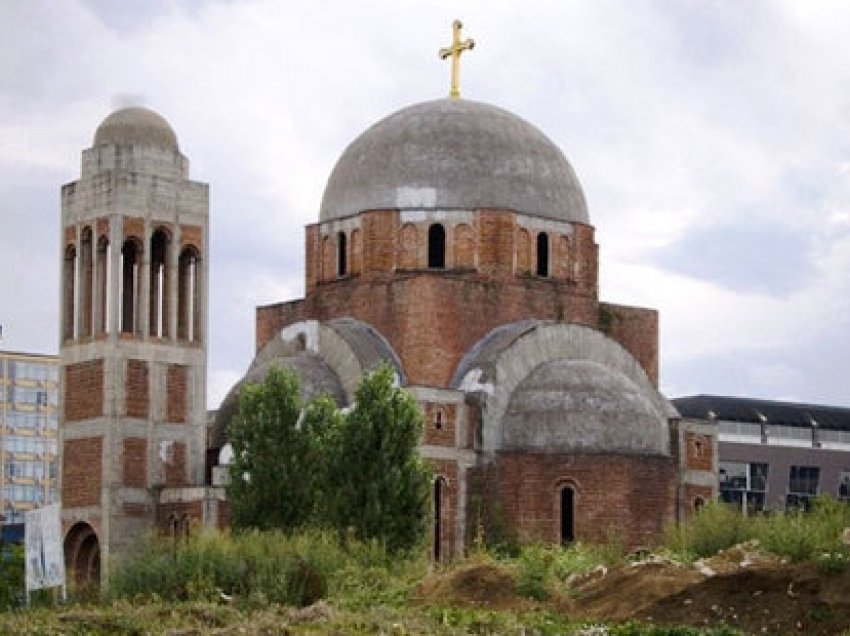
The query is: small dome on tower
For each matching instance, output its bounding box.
[320,98,588,224]
[93,106,179,152]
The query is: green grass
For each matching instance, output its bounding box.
[663,496,850,568]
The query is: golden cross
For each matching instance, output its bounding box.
[439,20,475,99]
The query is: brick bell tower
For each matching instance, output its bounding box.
[59,107,209,585]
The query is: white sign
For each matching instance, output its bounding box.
[24,504,66,592]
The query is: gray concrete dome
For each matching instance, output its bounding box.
[501,359,669,455]
[93,106,179,152]
[319,98,589,224]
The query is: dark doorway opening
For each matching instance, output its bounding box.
[433,478,443,561]
[560,486,574,544]
[64,522,101,592]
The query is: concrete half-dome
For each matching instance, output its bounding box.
[93,106,180,152]
[320,98,588,224]
[501,359,669,456]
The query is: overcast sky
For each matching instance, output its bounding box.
[2,0,849,409]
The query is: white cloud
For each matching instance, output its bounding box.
[2,0,850,407]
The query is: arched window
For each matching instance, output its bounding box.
[337,232,347,276]
[63,244,77,341]
[428,224,445,269]
[694,496,706,512]
[178,246,200,342]
[120,238,141,335]
[80,227,93,337]
[95,236,110,335]
[536,232,549,277]
[560,485,575,544]
[149,229,169,338]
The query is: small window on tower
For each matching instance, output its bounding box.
[337,232,347,277]
[536,232,549,277]
[434,409,444,430]
[428,224,446,269]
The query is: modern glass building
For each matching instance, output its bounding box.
[0,350,59,524]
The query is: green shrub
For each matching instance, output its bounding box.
[754,497,850,564]
[0,543,24,610]
[663,501,754,560]
[516,543,553,601]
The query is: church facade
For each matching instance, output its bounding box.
[58,93,716,583]
[210,97,716,558]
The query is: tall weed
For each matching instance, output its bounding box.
[108,528,410,607]
[664,502,754,560]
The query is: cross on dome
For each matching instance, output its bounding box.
[439,20,475,99]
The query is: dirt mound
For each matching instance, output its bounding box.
[417,561,531,610]
[569,546,850,635]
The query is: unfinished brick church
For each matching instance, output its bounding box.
[210,94,717,558]
[59,45,716,584]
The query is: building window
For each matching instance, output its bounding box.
[839,471,850,501]
[536,232,549,277]
[63,244,77,341]
[719,461,768,514]
[120,238,141,335]
[178,246,200,342]
[428,224,445,269]
[560,485,575,544]
[434,409,443,430]
[787,465,820,511]
[149,228,170,338]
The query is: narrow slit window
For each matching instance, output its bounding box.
[536,232,549,277]
[337,232,347,276]
[428,224,445,269]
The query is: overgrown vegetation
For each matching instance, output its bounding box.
[0,543,24,610]
[228,363,431,554]
[108,528,422,609]
[664,497,850,569]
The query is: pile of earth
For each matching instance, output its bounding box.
[418,542,850,635]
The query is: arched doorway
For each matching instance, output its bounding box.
[560,486,575,544]
[64,522,101,590]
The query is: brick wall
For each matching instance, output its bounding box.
[470,452,676,549]
[123,437,147,487]
[422,402,457,447]
[156,500,204,532]
[453,223,475,268]
[362,210,398,271]
[126,359,149,418]
[254,209,659,387]
[263,273,597,387]
[683,484,714,521]
[598,302,659,386]
[256,299,306,353]
[163,441,187,486]
[684,431,713,471]
[166,364,188,423]
[123,216,144,239]
[180,224,203,250]
[62,437,102,507]
[64,359,104,422]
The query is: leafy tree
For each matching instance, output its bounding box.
[325,364,432,554]
[227,366,337,530]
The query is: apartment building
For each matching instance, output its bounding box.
[0,350,59,524]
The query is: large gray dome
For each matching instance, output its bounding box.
[319,99,588,224]
[93,107,179,152]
